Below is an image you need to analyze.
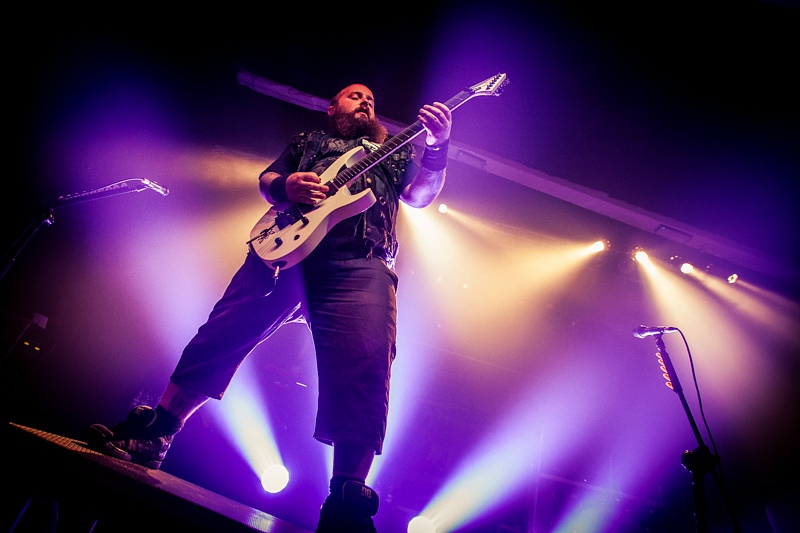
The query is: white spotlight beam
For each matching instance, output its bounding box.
[236,70,796,287]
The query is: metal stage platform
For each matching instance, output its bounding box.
[3,422,311,532]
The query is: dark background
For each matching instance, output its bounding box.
[4,2,799,532]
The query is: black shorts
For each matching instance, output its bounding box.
[171,252,398,454]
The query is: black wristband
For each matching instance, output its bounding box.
[268,175,289,203]
[421,140,449,171]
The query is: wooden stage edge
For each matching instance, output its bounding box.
[3,421,311,532]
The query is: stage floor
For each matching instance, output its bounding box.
[3,422,311,532]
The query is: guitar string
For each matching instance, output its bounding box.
[330,89,475,190]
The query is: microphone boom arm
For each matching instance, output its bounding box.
[1,178,168,280]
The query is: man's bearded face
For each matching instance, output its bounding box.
[327,85,388,143]
[328,106,388,143]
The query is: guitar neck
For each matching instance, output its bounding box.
[329,89,477,191]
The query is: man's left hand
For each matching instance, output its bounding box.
[419,102,452,147]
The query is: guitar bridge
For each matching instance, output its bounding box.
[276,204,312,229]
[274,211,296,229]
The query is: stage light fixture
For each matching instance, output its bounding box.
[438,203,448,214]
[589,240,606,253]
[634,250,649,264]
[260,463,289,493]
[408,516,437,533]
[727,273,739,284]
[669,255,694,274]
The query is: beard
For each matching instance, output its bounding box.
[328,109,388,143]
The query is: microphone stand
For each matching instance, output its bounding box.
[1,179,160,280]
[653,334,742,533]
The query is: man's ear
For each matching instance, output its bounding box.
[327,105,335,117]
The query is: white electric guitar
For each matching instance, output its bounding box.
[248,73,509,272]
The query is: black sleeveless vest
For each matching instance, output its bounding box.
[293,131,416,266]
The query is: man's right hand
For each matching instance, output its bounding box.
[286,172,329,205]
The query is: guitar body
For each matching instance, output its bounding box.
[248,73,509,271]
[249,146,376,271]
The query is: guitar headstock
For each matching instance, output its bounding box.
[468,73,509,97]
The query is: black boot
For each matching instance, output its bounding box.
[316,478,379,533]
[83,405,183,469]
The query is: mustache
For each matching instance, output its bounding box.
[328,108,388,143]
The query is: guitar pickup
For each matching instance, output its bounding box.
[274,211,297,229]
